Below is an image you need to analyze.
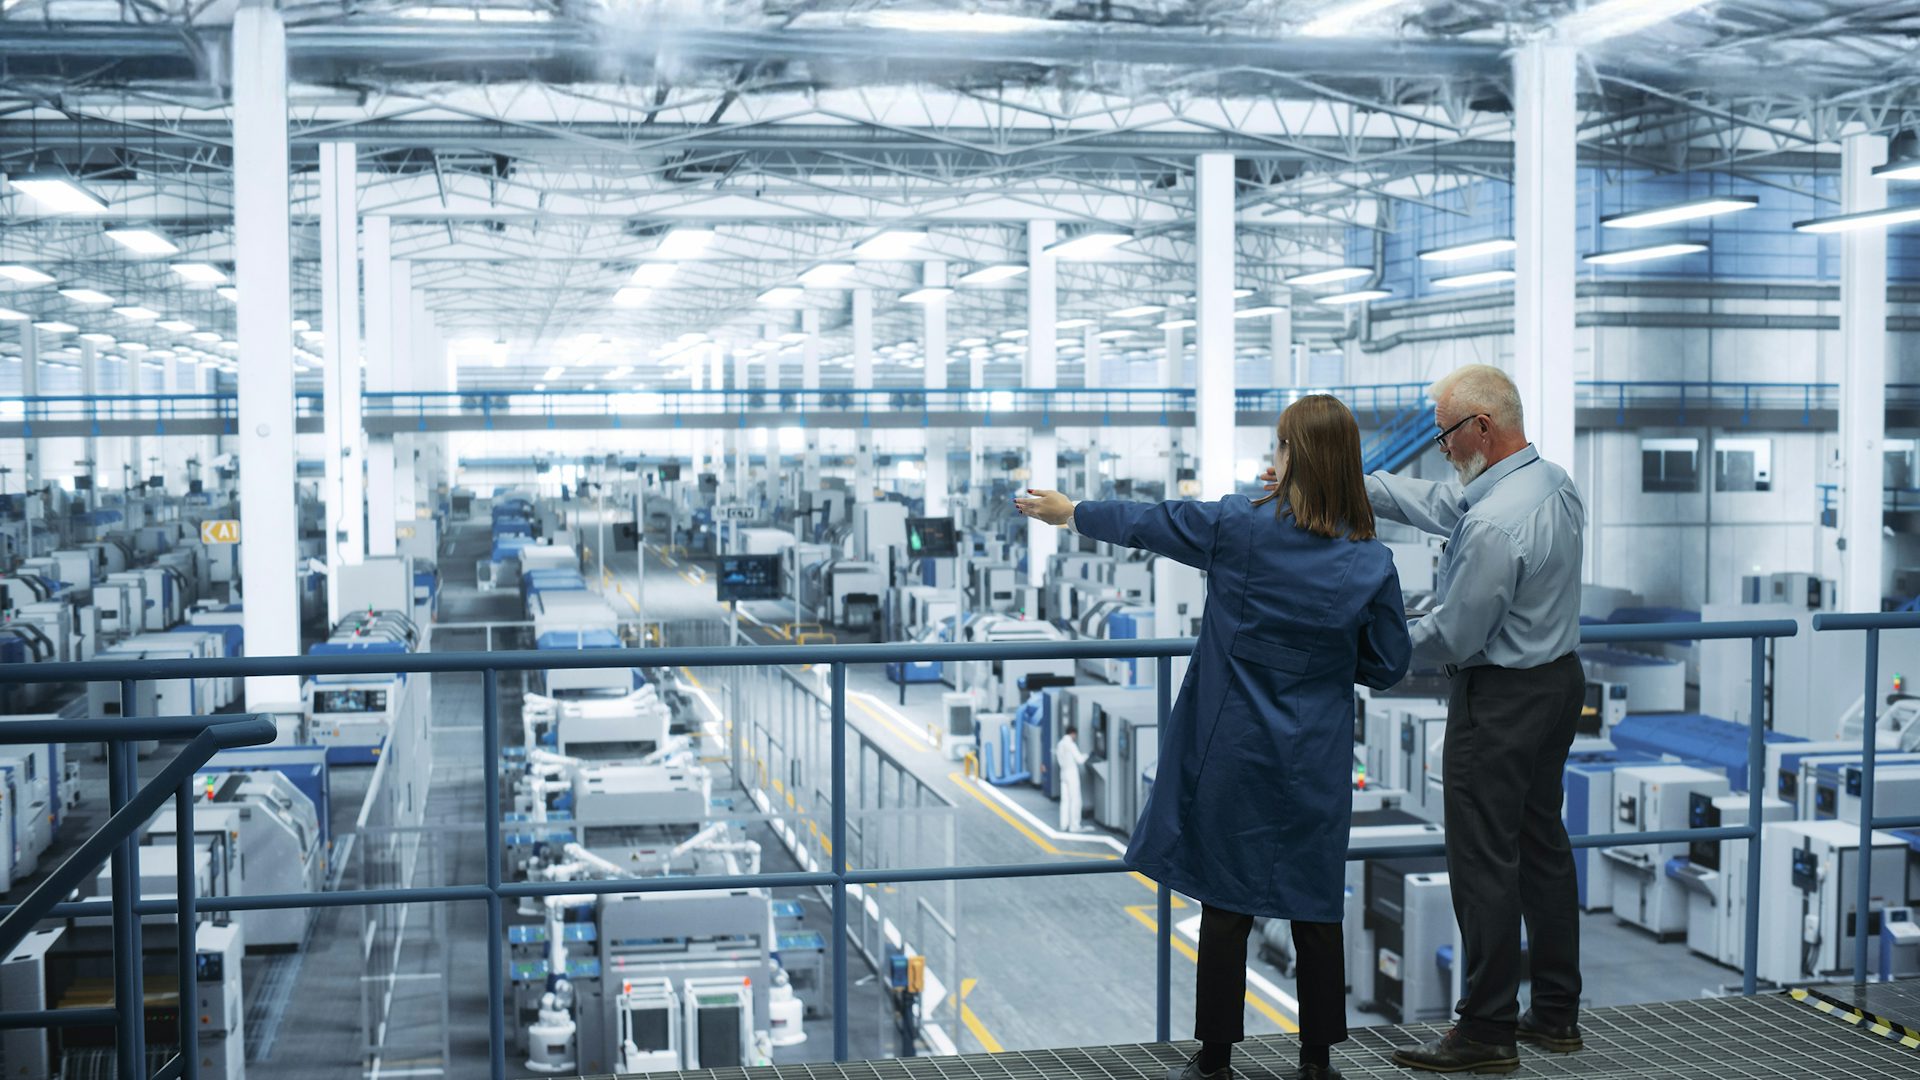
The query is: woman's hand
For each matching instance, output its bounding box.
[1014,489,1075,527]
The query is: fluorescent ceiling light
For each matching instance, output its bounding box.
[59,288,113,305]
[1285,266,1372,287]
[103,228,180,256]
[543,366,565,381]
[157,320,195,333]
[1157,318,1197,330]
[612,287,651,307]
[1602,196,1759,230]
[9,175,106,214]
[0,265,55,285]
[1874,159,1920,181]
[0,308,25,321]
[900,287,953,304]
[401,6,551,23]
[798,263,855,288]
[1234,305,1288,319]
[1301,0,1415,38]
[957,264,1027,285]
[1096,329,1136,340]
[1056,318,1095,329]
[1793,204,1920,235]
[851,230,927,260]
[33,321,76,334]
[1109,304,1165,319]
[955,337,988,348]
[1556,0,1712,45]
[532,383,547,391]
[1044,231,1132,259]
[778,331,809,344]
[1000,329,1029,340]
[1317,289,1392,306]
[1054,337,1081,349]
[298,330,323,343]
[653,228,716,259]
[216,287,238,302]
[191,331,221,342]
[79,332,114,344]
[1431,269,1517,289]
[758,287,804,306]
[629,263,678,286]
[861,11,1057,33]
[290,319,311,332]
[171,262,228,284]
[120,341,148,352]
[1417,238,1517,263]
[1583,241,1708,265]
[114,306,160,321]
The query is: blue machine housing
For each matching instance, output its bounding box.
[1563,749,1657,909]
[521,569,588,605]
[172,622,243,658]
[1609,712,1802,792]
[197,745,333,850]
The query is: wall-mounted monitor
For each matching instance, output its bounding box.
[905,515,959,558]
[716,554,783,602]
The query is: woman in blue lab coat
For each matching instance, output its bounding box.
[1017,394,1412,1080]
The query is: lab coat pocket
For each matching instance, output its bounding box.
[1227,634,1310,675]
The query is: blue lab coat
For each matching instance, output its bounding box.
[1075,495,1413,921]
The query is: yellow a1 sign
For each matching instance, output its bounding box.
[200,519,241,545]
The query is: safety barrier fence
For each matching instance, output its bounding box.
[11,381,1920,432]
[9,616,1920,1077]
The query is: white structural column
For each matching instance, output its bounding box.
[689,348,707,480]
[801,308,821,493]
[1194,153,1237,499]
[364,216,398,557]
[392,263,418,522]
[707,342,726,487]
[732,348,750,498]
[1083,325,1105,498]
[1162,323,1184,491]
[923,261,950,516]
[80,339,99,495]
[20,326,38,493]
[1269,292,1293,388]
[410,293,441,502]
[318,141,364,620]
[851,289,876,499]
[233,0,300,702]
[1839,132,1889,613]
[1027,221,1059,587]
[1512,41,1577,468]
[159,349,185,488]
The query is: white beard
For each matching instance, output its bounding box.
[1452,450,1490,485]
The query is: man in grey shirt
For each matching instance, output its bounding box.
[1371,365,1589,1073]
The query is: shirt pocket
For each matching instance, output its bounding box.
[1228,633,1310,674]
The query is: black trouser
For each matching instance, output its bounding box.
[1194,905,1346,1048]
[1443,653,1585,1044]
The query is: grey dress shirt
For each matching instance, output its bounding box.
[1365,445,1586,671]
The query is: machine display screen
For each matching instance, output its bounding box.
[196,951,224,982]
[1687,792,1720,870]
[314,689,388,714]
[659,464,682,482]
[716,555,783,602]
[906,516,959,558]
[696,1001,744,1066]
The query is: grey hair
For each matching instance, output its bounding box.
[1429,364,1524,433]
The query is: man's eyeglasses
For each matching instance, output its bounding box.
[1432,413,1485,448]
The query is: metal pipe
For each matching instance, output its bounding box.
[830,662,849,1061]
[1855,629,1879,986]
[485,668,506,1080]
[176,780,199,1080]
[118,679,146,1072]
[1155,654,1173,1044]
[108,738,138,1080]
[1744,637,1765,996]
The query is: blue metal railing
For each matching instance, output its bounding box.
[10,616,1907,1077]
[0,392,325,435]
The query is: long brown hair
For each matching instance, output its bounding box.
[1251,394,1376,541]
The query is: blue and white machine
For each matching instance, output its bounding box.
[1563,749,1658,911]
[303,610,424,764]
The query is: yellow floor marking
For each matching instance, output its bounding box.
[680,570,701,586]
[1123,907,1298,1033]
[852,696,930,750]
[947,771,1059,855]
[960,978,1003,1053]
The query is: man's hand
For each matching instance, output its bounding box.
[1260,466,1280,494]
[1014,489,1075,527]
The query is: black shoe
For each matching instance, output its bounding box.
[1168,1052,1231,1080]
[1284,1065,1343,1080]
[1390,1028,1520,1074]
[1516,1009,1582,1053]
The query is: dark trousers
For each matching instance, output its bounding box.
[1443,653,1585,1044]
[1194,905,1346,1048]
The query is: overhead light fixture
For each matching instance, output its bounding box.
[58,288,113,305]
[9,175,107,214]
[900,286,953,304]
[860,10,1056,33]
[955,337,988,348]
[103,228,180,256]
[758,287,804,306]
[1233,305,1288,319]
[1096,329,1136,340]
[1431,269,1518,289]
[78,332,114,344]
[1300,0,1416,38]
[216,287,238,302]
[851,230,928,260]
[1000,329,1029,340]
[543,366,566,380]
[1055,318,1096,330]
[298,330,323,343]
[532,383,547,391]
[191,331,221,342]
[0,265,55,285]
[799,263,855,288]
[1109,304,1165,319]
[1793,204,1920,235]
[1157,317,1197,330]
[1317,289,1392,306]
[113,306,160,321]
[1556,0,1712,45]
[957,264,1027,285]
[629,263,678,287]
[33,321,77,334]
[290,319,311,332]
[1602,195,1759,230]
[1874,158,1920,182]
[1285,266,1372,287]
[1044,231,1133,259]
[171,262,228,284]
[653,227,716,260]
[1417,238,1517,263]
[120,341,148,352]
[1583,241,1708,265]
[0,308,26,321]
[402,5,552,21]
[157,319,195,333]
[612,287,651,307]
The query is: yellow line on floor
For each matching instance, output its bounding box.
[1124,906,1298,1034]
[947,771,1060,855]
[852,696,930,750]
[960,978,1003,1053]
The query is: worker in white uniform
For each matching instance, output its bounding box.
[1055,722,1088,832]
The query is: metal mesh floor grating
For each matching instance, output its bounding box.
[1790,979,1920,1049]
[574,993,1917,1080]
